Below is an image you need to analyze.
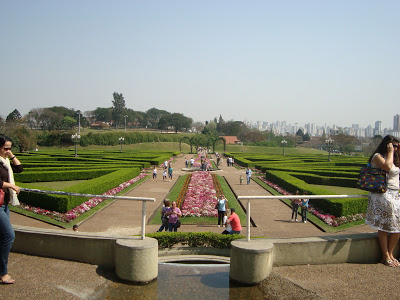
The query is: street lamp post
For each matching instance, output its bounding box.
[124,115,128,132]
[281,140,287,155]
[326,138,334,161]
[119,137,125,152]
[71,133,81,157]
[77,111,81,135]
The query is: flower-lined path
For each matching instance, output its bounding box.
[11,154,374,237]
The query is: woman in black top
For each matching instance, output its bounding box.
[0,135,23,284]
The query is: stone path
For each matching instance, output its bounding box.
[11,154,374,237]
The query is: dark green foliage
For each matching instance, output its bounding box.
[15,169,117,182]
[146,232,245,249]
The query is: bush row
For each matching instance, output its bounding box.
[146,232,245,248]
[15,169,118,182]
[37,131,192,146]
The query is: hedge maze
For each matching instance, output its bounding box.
[15,150,180,213]
[227,152,369,217]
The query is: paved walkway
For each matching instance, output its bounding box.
[5,153,390,300]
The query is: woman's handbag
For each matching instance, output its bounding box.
[0,189,4,206]
[214,202,220,210]
[356,164,388,193]
[176,219,181,228]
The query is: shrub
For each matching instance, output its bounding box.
[146,232,245,249]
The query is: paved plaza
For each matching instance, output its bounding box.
[3,155,400,299]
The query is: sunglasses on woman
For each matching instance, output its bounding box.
[2,147,11,150]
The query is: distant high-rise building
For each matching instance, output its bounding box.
[394,114,400,131]
[374,121,382,136]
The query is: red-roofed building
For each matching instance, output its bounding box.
[220,136,241,144]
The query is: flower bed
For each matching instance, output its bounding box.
[257,176,365,227]
[18,173,148,223]
[181,171,219,217]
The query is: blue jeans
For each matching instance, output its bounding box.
[0,204,15,276]
[229,230,241,235]
[247,176,251,184]
[168,222,178,232]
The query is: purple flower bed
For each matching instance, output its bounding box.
[18,173,148,223]
[257,176,365,227]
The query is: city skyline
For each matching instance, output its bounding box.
[1,1,399,129]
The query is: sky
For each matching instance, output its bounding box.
[1,0,399,129]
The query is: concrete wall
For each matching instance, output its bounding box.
[12,225,393,284]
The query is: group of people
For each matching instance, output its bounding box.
[184,157,195,169]
[157,199,182,232]
[226,157,234,167]
[290,190,309,223]
[216,196,242,234]
[152,162,173,182]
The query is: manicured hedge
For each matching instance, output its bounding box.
[146,232,245,248]
[15,169,118,182]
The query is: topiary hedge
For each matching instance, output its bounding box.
[19,167,141,212]
[146,232,245,249]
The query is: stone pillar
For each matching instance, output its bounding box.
[230,240,274,285]
[115,237,158,283]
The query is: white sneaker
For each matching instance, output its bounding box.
[218,225,220,227]
[304,221,307,223]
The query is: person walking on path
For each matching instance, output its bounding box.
[216,196,228,227]
[300,191,309,223]
[365,135,400,267]
[168,163,173,181]
[166,201,182,232]
[291,190,301,222]
[157,200,170,232]
[246,167,252,184]
[227,208,241,234]
[152,166,157,181]
[0,134,23,284]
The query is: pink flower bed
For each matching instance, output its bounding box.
[257,176,365,227]
[181,171,218,217]
[18,173,148,223]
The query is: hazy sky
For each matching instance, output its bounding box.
[1,1,399,129]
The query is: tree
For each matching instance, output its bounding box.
[25,108,63,131]
[166,113,192,133]
[11,126,37,152]
[217,114,224,132]
[219,121,249,136]
[6,109,22,123]
[303,133,311,141]
[61,116,77,130]
[112,92,126,128]
[93,107,113,123]
[145,107,170,128]
[192,121,205,133]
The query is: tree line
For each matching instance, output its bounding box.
[1,91,381,154]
